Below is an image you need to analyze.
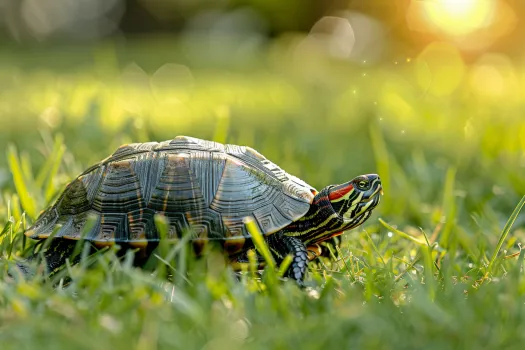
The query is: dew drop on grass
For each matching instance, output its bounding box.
[307,289,320,299]
[387,231,393,238]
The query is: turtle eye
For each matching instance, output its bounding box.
[356,178,370,190]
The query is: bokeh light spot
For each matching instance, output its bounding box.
[301,16,356,60]
[469,54,519,101]
[416,42,465,96]
[150,64,195,104]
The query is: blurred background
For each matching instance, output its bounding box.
[1,0,523,54]
[1,0,525,238]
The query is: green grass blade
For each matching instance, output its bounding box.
[244,217,275,269]
[34,134,66,202]
[7,144,37,219]
[0,220,11,237]
[20,152,34,186]
[488,195,525,273]
[36,134,64,187]
[439,167,457,248]
[45,140,66,202]
[379,218,426,245]
[365,230,386,266]
[154,214,170,278]
[277,254,293,278]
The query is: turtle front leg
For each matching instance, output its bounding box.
[267,232,309,282]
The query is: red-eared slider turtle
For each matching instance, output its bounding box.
[23,136,382,282]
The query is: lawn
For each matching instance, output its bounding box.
[1,39,525,349]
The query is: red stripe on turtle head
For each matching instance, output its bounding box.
[328,183,354,201]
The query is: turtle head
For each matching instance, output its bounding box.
[328,174,382,227]
[327,174,382,232]
[283,174,382,246]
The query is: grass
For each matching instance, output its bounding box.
[1,39,525,349]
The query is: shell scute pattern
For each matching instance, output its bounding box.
[27,137,317,251]
[188,152,225,207]
[253,203,290,233]
[162,135,226,153]
[227,146,315,203]
[103,142,153,165]
[57,179,91,216]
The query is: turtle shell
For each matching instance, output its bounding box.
[26,136,316,255]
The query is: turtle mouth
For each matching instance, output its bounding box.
[362,196,375,203]
[359,194,380,210]
[342,206,374,230]
[361,184,383,203]
[341,188,381,223]
[355,184,382,214]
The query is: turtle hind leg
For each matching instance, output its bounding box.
[267,232,309,283]
[41,239,82,275]
[16,239,84,277]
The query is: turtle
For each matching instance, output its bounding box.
[21,136,382,282]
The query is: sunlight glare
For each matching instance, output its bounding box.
[423,0,495,36]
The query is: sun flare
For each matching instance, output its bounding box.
[423,0,495,36]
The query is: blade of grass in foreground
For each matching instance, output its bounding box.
[487,195,525,274]
[244,217,275,270]
[44,136,66,202]
[379,218,426,246]
[277,255,293,278]
[36,134,65,190]
[7,144,37,219]
[380,218,438,299]
[438,167,457,248]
